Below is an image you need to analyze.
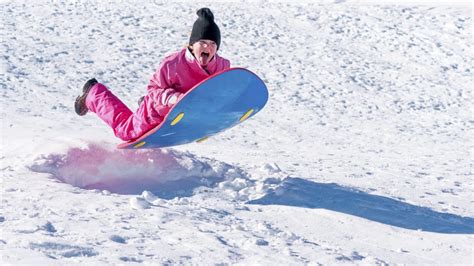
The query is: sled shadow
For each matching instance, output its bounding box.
[248,177,474,234]
[30,144,240,199]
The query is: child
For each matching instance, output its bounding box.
[75,8,230,141]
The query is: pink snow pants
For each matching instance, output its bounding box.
[85,83,164,141]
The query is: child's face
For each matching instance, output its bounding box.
[190,39,217,67]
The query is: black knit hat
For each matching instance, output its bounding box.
[189,8,221,50]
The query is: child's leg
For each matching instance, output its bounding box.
[85,83,163,141]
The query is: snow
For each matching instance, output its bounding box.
[1,0,473,264]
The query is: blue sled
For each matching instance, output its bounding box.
[118,68,269,149]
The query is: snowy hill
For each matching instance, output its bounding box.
[1,0,473,264]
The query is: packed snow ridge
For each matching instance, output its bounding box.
[29,144,281,202]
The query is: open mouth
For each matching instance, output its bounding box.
[200,52,210,65]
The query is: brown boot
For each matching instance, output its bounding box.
[75,78,98,116]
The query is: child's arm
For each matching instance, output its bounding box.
[145,64,182,116]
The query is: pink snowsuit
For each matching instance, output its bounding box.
[86,48,231,141]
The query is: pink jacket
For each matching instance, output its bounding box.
[85,48,231,141]
[147,48,230,116]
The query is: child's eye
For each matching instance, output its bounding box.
[199,41,216,46]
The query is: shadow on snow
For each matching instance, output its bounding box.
[30,145,474,234]
[248,177,474,234]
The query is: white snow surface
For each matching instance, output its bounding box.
[1,0,473,265]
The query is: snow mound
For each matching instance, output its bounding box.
[29,144,249,199]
